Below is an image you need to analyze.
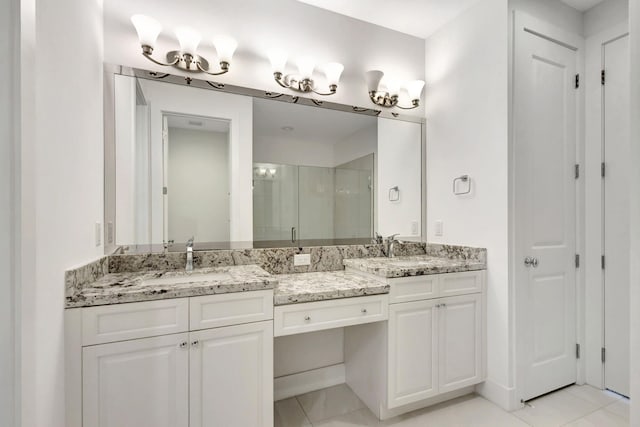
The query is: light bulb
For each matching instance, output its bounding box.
[213,35,238,64]
[323,62,344,87]
[296,56,316,80]
[175,27,201,56]
[131,15,162,48]
[267,49,288,73]
[405,80,425,100]
[364,70,384,93]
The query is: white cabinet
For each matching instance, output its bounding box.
[387,299,438,408]
[438,294,483,393]
[190,321,273,427]
[78,291,274,427]
[83,333,190,427]
[384,272,485,410]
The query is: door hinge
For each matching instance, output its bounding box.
[601,162,606,178]
[575,254,580,268]
[601,69,606,85]
[601,347,606,363]
[575,74,580,89]
[163,186,168,195]
[575,164,580,179]
[602,255,605,269]
[576,343,581,359]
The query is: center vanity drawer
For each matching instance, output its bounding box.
[274,295,389,337]
[190,289,273,330]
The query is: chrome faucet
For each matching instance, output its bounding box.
[186,237,194,272]
[385,234,401,258]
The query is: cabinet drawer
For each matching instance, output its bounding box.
[274,295,388,337]
[82,299,189,346]
[438,271,484,297]
[190,290,273,330]
[389,275,438,304]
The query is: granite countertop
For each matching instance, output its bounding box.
[343,255,486,279]
[65,265,276,308]
[274,271,390,306]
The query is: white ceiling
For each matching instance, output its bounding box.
[560,0,605,11]
[253,98,376,146]
[296,0,483,39]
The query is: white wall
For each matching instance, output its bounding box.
[333,125,377,167]
[584,0,629,37]
[137,78,253,243]
[509,0,584,35]
[253,135,336,168]
[424,0,511,408]
[167,128,230,243]
[629,0,640,423]
[18,0,105,426]
[1,0,18,424]
[103,0,426,116]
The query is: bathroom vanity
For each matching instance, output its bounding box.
[64,243,486,427]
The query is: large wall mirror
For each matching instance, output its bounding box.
[104,66,425,253]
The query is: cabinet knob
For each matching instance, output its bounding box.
[361,308,368,314]
[436,304,441,308]
[179,341,188,349]
[191,340,199,347]
[304,315,311,321]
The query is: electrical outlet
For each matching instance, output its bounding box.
[411,221,419,236]
[435,220,444,237]
[95,222,102,247]
[294,253,311,266]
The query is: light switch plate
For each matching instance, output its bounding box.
[411,221,419,235]
[435,220,444,237]
[294,253,311,266]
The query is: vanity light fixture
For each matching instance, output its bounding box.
[267,49,344,96]
[131,15,238,76]
[365,70,425,110]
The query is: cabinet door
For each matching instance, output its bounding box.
[438,294,483,393]
[190,321,273,427]
[387,299,438,409]
[83,333,189,427]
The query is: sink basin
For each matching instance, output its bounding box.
[142,272,232,287]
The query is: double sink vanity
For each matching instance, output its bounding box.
[64,242,487,427]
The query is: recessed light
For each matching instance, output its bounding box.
[281,126,294,132]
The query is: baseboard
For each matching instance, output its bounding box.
[475,379,520,411]
[379,386,475,420]
[274,364,345,401]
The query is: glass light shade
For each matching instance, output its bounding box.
[383,78,400,96]
[405,80,425,100]
[365,70,384,93]
[296,56,316,80]
[267,49,288,73]
[175,27,201,56]
[212,35,238,63]
[323,62,344,86]
[131,15,162,48]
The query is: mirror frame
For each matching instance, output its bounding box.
[103,63,427,254]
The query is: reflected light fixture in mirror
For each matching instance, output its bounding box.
[267,48,344,96]
[131,14,238,76]
[365,70,425,109]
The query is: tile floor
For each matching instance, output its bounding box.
[274,383,630,427]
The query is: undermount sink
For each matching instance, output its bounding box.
[142,272,232,287]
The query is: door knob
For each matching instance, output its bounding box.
[524,257,539,268]
[531,258,539,268]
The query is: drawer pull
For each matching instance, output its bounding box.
[304,315,311,321]
[361,308,368,314]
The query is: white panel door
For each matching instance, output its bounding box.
[387,299,438,408]
[603,34,630,397]
[514,15,578,401]
[438,294,483,393]
[190,321,273,427]
[83,333,189,427]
